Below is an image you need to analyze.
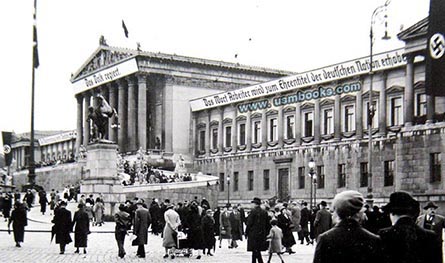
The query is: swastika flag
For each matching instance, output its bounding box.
[425,0,445,96]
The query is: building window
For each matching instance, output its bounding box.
[343,105,355,132]
[219,173,225,192]
[391,97,403,126]
[384,160,394,186]
[225,126,232,147]
[317,165,325,189]
[263,169,270,191]
[248,170,254,191]
[323,108,334,135]
[233,171,239,192]
[239,123,246,146]
[417,93,427,116]
[364,101,378,128]
[211,128,218,150]
[199,130,205,152]
[303,111,313,137]
[269,118,278,141]
[286,115,295,139]
[252,120,261,144]
[298,167,305,189]
[338,164,346,188]
[431,153,441,183]
[360,162,368,187]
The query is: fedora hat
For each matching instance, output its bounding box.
[383,191,419,215]
[251,197,261,205]
[424,201,438,210]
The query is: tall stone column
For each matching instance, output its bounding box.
[356,88,363,139]
[127,76,137,152]
[261,109,267,150]
[277,106,284,148]
[404,54,415,127]
[83,92,91,146]
[218,108,224,155]
[231,108,237,153]
[379,73,387,135]
[334,94,341,141]
[294,103,301,146]
[137,74,148,150]
[117,79,128,152]
[246,111,252,152]
[314,98,321,144]
[108,83,117,143]
[75,94,83,156]
[205,111,211,157]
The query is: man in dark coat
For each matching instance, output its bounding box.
[379,191,442,263]
[185,201,204,259]
[229,205,243,248]
[23,190,34,209]
[201,209,216,256]
[299,201,311,245]
[8,201,27,247]
[72,203,90,254]
[277,207,296,254]
[246,197,269,263]
[313,190,382,263]
[149,198,162,235]
[2,192,12,222]
[39,190,48,215]
[314,201,332,240]
[115,203,131,258]
[52,201,72,254]
[133,200,151,258]
[416,201,445,243]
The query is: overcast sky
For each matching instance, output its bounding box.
[0,0,429,134]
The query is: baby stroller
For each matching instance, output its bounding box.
[170,230,193,257]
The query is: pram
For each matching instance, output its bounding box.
[169,230,193,257]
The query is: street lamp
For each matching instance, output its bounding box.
[227,175,231,206]
[308,158,316,209]
[368,0,391,200]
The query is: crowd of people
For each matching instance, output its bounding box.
[1,188,445,263]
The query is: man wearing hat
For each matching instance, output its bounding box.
[379,191,442,263]
[51,201,72,254]
[313,201,332,240]
[133,199,151,258]
[246,197,269,263]
[416,201,445,242]
[313,190,382,263]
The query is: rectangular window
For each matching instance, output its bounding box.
[211,128,218,150]
[338,164,346,188]
[199,130,205,152]
[391,97,403,126]
[298,167,305,189]
[365,101,378,128]
[417,93,427,116]
[252,121,261,144]
[431,153,441,183]
[360,162,368,187]
[219,173,225,192]
[323,108,334,135]
[233,171,239,192]
[225,126,232,147]
[344,105,355,132]
[248,170,254,191]
[263,169,270,191]
[317,165,325,189]
[304,111,314,137]
[239,123,246,146]
[269,118,278,141]
[384,160,395,186]
[286,115,295,139]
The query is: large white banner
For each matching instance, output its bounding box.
[72,58,139,95]
[190,48,408,112]
[38,131,76,146]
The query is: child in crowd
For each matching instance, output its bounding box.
[266,219,285,263]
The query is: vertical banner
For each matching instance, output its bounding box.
[2,132,12,166]
[425,0,445,96]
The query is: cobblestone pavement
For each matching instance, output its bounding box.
[0,203,315,263]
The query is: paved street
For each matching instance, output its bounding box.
[0,203,315,262]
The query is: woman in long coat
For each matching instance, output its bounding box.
[163,204,181,259]
[72,203,90,254]
[93,199,104,226]
[219,205,232,248]
[229,206,243,248]
[201,209,216,256]
[185,201,203,259]
[277,208,296,254]
[39,191,48,215]
[8,201,27,247]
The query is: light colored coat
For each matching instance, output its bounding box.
[163,208,181,248]
[267,225,283,253]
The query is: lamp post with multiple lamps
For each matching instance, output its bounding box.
[227,175,231,206]
[367,0,391,200]
[308,158,316,209]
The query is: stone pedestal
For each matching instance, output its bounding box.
[80,142,126,216]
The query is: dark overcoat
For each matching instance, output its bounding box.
[134,207,151,245]
[314,208,332,239]
[313,218,382,263]
[52,207,72,244]
[416,213,445,242]
[9,206,27,242]
[277,213,296,247]
[201,215,216,249]
[72,209,90,247]
[246,206,269,252]
[185,206,204,249]
[229,210,243,241]
[379,216,442,263]
[300,207,310,233]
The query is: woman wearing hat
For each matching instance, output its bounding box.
[313,190,382,263]
[72,203,90,254]
[276,207,296,254]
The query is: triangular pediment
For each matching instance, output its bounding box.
[71,46,136,82]
[397,17,428,42]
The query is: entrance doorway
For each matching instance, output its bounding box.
[277,168,289,201]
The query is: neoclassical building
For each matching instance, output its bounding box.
[191,18,445,206]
